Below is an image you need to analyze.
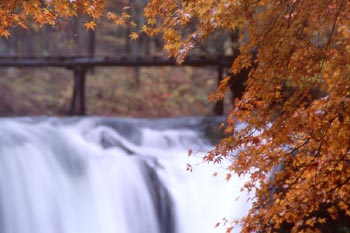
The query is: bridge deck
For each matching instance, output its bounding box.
[0,55,234,116]
[0,56,234,68]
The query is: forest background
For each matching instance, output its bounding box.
[0,0,235,117]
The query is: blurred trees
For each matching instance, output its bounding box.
[0,0,239,117]
[0,0,235,117]
[0,0,235,58]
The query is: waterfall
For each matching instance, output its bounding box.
[0,117,250,233]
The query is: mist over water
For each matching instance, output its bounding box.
[0,117,250,233]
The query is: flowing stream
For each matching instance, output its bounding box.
[0,117,250,233]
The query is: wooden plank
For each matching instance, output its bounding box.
[69,67,86,115]
[0,55,235,68]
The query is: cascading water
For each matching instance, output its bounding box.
[0,117,250,233]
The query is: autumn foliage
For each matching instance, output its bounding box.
[2,0,350,232]
[143,0,350,232]
[0,0,134,36]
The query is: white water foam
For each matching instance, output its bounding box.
[0,117,250,233]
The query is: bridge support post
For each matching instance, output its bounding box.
[69,66,86,115]
[213,66,224,115]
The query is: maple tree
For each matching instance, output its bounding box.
[0,0,134,37]
[2,0,350,232]
[143,0,350,232]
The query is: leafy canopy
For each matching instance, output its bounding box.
[0,0,133,37]
[144,0,350,232]
[2,0,350,232]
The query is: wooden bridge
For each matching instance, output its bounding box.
[0,55,236,115]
